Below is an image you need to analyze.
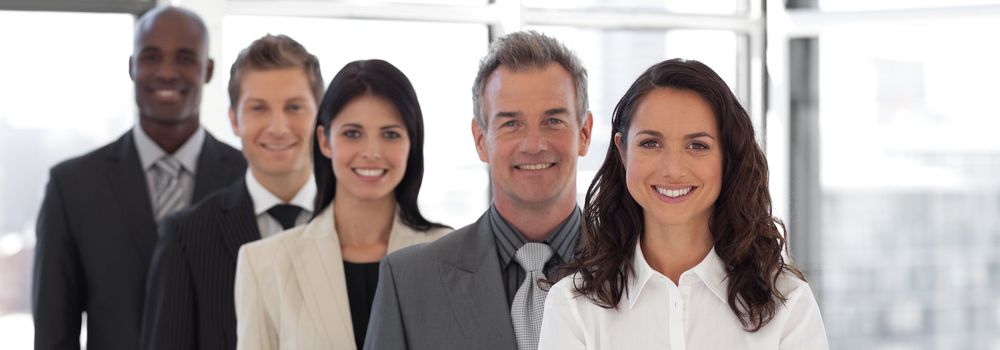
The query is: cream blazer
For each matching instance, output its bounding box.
[234,206,449,350]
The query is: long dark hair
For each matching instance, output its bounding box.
[565,58,803,331]
[312,59,446,231]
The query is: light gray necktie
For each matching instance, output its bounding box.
[152,156,185,222]
[511,242,554,350]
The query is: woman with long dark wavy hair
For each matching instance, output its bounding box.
[235,59,450,350]
[538,59,828,349]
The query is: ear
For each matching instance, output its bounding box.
[205,58,215,83]
[228,108,240,136]
[614,132,625,166]
[128,56,135,81]
[578,111,594,157]
[471,119,488,163]
[316,125,333,158]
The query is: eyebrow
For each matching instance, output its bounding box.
[544,107,570,116]
[493,111,520,120]
[633,130,716,140]
[683,132,715,140]
[341,123,405,130]
[244,96,310,103]
[492,107,570,120]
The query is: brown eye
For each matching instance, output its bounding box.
[688,142,709,150]
[343,129,361,139]
[639,139,659,148]
[383,130,402,140]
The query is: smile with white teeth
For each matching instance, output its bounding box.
[516,163,554,170]
[656,186,693,198]
[261,143,294,150]
[154,89,181,98]
[353,168,386,177]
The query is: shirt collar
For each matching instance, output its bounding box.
[489,204,581,267]
[133,123,205,174]
[245,171,317,216]
[627,241,729,310]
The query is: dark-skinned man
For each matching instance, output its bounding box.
[32,6,245,350]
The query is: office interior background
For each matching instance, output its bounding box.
[1,0,998,348]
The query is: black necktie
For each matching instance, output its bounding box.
[267,204,302,230]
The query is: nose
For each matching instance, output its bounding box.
[265,110,291,135]
[659,147,687,179]
[518,126,549,154]
[155,59,179,82]
[361,135,383,160]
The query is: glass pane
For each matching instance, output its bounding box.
[819,0,1000,11]
[299,0,487,5]
[527,26,741,204]
[815,20,1000,350]
[0,10,136,348]
[223,16,490,226]
[524,0,747,15]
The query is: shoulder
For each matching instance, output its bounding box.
[49,135,124,178]
[159,188,233,239]
[774,270,814,302]
[203,132,242,156]
[770,270,824,324]
[385,221,477,266]
[543,273,597,323]
[550,273,587,302]
[240,224,308,259]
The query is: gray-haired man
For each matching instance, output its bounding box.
[364,30,593,350]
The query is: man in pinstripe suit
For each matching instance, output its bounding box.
[139,34,324,350]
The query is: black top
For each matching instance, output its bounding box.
[488,204,582,307]
[344,260,381,349]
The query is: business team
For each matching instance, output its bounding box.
[32,5,829,350]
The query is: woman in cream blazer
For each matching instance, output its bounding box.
[235,59,450,350]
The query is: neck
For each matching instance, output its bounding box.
[333,193,396,247]
[640,213,714,284]
[494,194,576,242]
[252,168,311,203]
[139,117,199,154]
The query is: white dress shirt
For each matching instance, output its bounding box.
[539,242,829,350]
[244,171,316,239]
[133,124,204,211]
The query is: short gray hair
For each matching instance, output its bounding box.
[472,30,589,126]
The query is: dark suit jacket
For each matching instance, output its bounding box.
[32,130,245,350]
[364,213,518,350]
[140,178,259,350]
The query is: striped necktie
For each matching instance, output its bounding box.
[153,156,185,222]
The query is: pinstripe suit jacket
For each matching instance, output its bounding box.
[234,205,450,350]
[141,178,260,350]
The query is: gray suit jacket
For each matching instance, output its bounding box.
[365,212,517,350]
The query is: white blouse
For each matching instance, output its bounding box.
[538,243,829,350]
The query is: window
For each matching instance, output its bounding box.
[0,10,135,348]
[781,8,1000,350]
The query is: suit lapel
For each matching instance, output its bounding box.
[439,214,518,348]
[288,208,356,348]
[105,131,159,267]
[193,133,242,201]
[218,179,260,261]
